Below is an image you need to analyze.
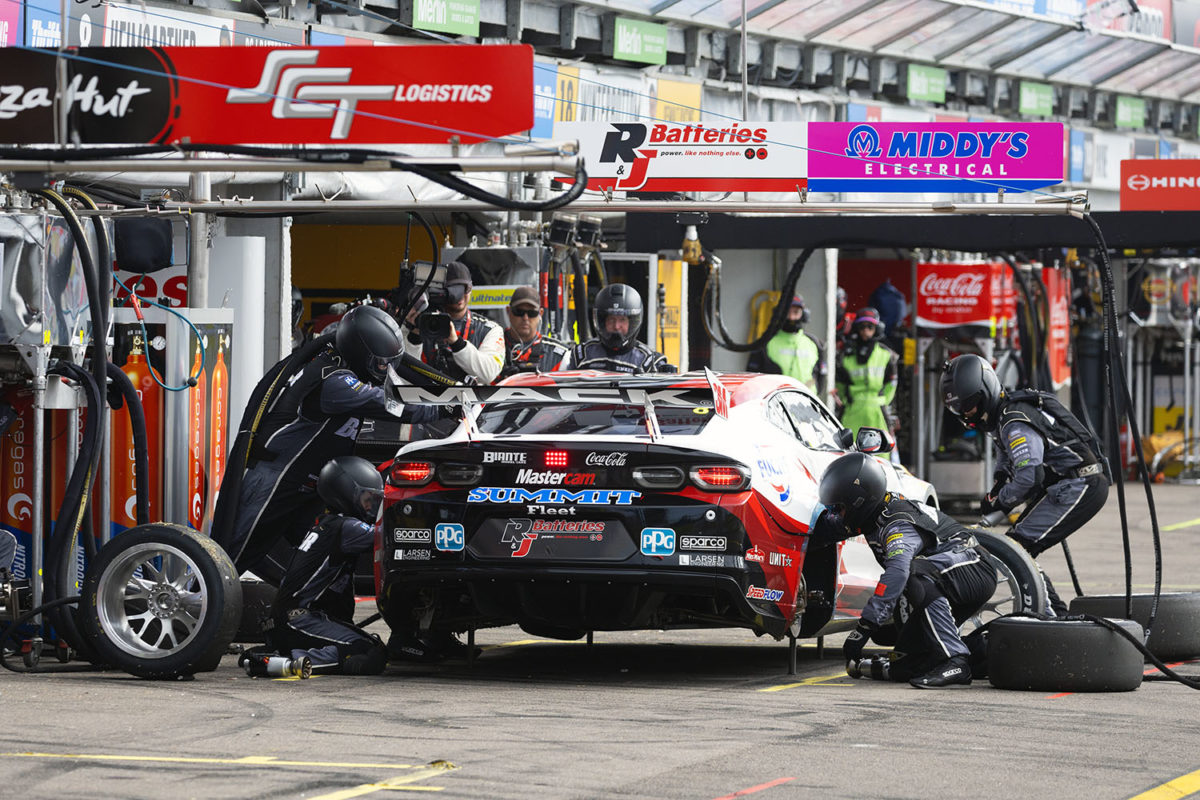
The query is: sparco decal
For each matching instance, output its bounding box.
[680,536,726,551]
[467,487,641,505]
[515,468,595,485]
[584,452,627,467]
[483,451,527,464]
[746,585,784,602]
[394,528,432,543]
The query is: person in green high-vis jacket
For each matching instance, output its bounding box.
[747,295,826,393]
[836,307,898,437]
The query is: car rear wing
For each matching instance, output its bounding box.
[384,370,722,441]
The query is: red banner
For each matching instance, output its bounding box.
[916,262,1007,332]
[1120,159,1200,211]
[1042,266,1072,389]
[0,45,533,145]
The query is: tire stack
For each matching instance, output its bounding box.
[986,616,1146,692]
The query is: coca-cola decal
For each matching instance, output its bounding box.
[585,452,628,467]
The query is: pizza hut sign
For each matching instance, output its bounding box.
[916,262,1007,331]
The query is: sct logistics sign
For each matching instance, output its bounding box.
[807,122,1064,192]
[1120,159,1200,210]
[0,45,532,145]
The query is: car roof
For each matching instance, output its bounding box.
[498,370,809,408]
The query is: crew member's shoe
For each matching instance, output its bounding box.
[909,655,972,689]
[386,631,443,663]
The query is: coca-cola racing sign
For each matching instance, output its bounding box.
[916,261,1013,331]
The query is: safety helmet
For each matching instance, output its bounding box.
[336,304,404,383]
[781,295,810,333]
[318,456,385,523]
[592,283,644,354]
[941,354,1003,432]
[291,286,304,329]
[852,306,883,335]
[818,452,888,530]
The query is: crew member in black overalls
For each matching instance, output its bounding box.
[217,305,444,584]
[402,261,505,385]
[941,354,1109,614]
[570,283,673,374]
[499,286,570,379]
[815,453,997,688]
[266,457,388,675]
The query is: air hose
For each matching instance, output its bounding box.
[703,247,815,353]
[1083,214,1164,641]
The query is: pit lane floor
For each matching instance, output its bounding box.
[3,483,1200,800]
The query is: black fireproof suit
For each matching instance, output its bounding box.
[569,339,672,374]
[215,345,438,584]
[813,495,996,680]
[266,513,385,673]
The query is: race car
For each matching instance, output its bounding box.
[373,369,972,650]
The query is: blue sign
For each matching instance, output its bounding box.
[24,0,62,47]
[531,61,556,139]
[1069,128,1086,184]
[640,527,675,556]
[434,522,465,552]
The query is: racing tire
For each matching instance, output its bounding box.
[1068,593,1200,662]
[234,580,278,644]
[986,616,1144,692]
[81,524,242,679]
[967,531,1048,630]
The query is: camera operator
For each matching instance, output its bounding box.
[499,286,571,379]
[402,262,504,385]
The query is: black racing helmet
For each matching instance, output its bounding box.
[818,452,888,529]
[318,456,385,523]
[592,283,644,354]
[336,304,404,383]
[941,354,1003,431]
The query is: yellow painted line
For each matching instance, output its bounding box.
[0,752,419,770]
[1163,517,1200,532]
[759,670,854,692]
[1128,767,1200,800]
[273,674,323,682]
[309,764,458,800]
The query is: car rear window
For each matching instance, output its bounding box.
[476,403,713,436]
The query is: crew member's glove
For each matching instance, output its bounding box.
[438,404,462,420]
[843,623,873,663]
[979,494,998,516]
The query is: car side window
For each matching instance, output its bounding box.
[765,396,799,439]
[778,391,843,451]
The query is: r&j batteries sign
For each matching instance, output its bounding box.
[807,122,1064,192]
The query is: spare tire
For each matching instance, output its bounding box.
[987,616,1144,692]
[1069,593,1200,661]
[81,524,242,679]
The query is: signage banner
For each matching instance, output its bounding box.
[69,0,230,47]
[1019,81,1053,117]
[807,121,1064,192]
[24,0,62,47]
[916,261,1011,332]
[1115,95,1146,128]
[1120,158,1200,210]
[653,77,702,123]
[1043,266,1071,389]
[1,0,21,47]
[531,60,557,139]
[412,0,480,37]
[906,64,945,104]
[557,121,807,192]
[0,45,533,146]
[611,17,667,65]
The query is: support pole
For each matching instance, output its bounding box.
[189,171,211,309]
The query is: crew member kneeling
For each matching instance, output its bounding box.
[816,452,996,688]
[265,457,388,675]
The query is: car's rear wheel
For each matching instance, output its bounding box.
[964,531,1047,634]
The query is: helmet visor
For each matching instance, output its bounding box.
[355,484,384,521]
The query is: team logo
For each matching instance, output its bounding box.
[746,585,784,602]
[394,528,432,543]
[680,536,726,551]
[640,527,675,557]
[483,451,527,464]
[746,546,766,563]
[845,124,882,159]
[434,523,465,552]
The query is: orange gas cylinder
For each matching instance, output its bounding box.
[1,392,35,579]
[111,335,163,531]
[187,336,208,529]
[206,334,229,511]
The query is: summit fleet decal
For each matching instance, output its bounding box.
[467,487,641,505]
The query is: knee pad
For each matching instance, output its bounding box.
[903,560,942,611]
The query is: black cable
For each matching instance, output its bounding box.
[570,249,589,343]
[1083,214,1164,638]
[106,362,150,526]
[703,248,815,353]
[400,161,588,211]
[61,187,113,348]
[393,212,442,324]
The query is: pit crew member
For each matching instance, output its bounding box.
[402,261,505,385]
[570,283,673,374]
[747,294,826,393]
[835,307,898,438]
[499,286,571,379]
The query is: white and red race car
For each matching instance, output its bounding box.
[376,370,1031,653]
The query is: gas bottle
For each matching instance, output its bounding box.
[1,391,35,579]
[111,333,163,533]
[187,336,208,529]
[207,334,229,512]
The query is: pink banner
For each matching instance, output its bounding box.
[807,122,1064,193]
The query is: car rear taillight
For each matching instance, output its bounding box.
[389,460,434,486]
[545,449,568,468]
[690,465,750,491]
[438,462,483,486]
[632,466,685,490]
